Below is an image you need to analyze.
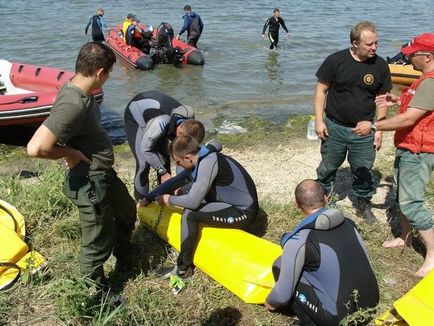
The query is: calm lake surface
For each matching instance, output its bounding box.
[1,0,433,142]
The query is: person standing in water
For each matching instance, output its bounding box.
[85,8,107,42]
[261,8,290,50]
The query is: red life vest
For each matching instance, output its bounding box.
[394,71,434,153]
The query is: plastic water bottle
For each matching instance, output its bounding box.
[307,116,318,140]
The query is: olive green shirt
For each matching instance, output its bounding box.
[43,83,114,173]
[409,78,434,111]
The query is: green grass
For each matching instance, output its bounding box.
[0,119,431,325]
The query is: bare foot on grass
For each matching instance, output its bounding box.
[415,259,434,278]
[382,237,411,248]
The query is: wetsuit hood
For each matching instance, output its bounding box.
[280,208,345,247]
[190,145,211,180]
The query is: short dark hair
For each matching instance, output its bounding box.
[75,42,116,77]
[181,119,205,143]
[171,135,200,159]
[273,8,280,13]
[183,5,192,11]
[295,179,326,211]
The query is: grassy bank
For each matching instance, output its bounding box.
[0,115,429,325]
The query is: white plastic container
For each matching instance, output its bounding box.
[307,117,318,140]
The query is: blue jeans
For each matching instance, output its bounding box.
[394,148,434,230]
[316,117,376,198]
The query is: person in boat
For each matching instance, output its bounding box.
[125,17,152,54]
[313,21,392,224]
[26,42,137,289]
[153,135,259,278]
[85,8,107,42]
[352,33,434,278]
[175,5,203,48]
[122,13,136,38]
[123,90,196,202]
[261,8,290,50]
[265,179,379,325]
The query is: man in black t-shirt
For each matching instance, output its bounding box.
[313,21,392,224]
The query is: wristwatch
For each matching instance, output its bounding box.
[370,122,378,133]
[157,167,167,176]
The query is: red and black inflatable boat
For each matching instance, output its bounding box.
[105,23,205,71]
[0,60,103,126]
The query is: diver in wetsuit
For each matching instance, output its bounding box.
[85,8,107,42]
[261,8,290,50]
[154,135,259,277]
[265,179,379,325]
[124,90,195,201]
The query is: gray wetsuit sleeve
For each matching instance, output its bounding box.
[169,153,218,209]
[266,230,309,307]
[141,115,171,170]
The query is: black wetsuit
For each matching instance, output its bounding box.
[166,146,259,270]
[267,208,379,325]
[262,16,289,49]
[85,15,105,42]
[124,90,193,200]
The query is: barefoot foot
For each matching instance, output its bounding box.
[382,237,411,248]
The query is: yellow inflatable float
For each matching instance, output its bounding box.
[375,269,434,325]
[138,203,282,304]
[0,199,46,290]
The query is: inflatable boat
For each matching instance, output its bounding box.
[389,63,421,86]
[0,60,103,126]
[138,203,282,304]
[106,23,205,71]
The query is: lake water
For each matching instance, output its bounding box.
[1,0,433,142]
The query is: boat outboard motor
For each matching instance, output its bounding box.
[157,22,174,50]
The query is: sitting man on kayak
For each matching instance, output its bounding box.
[125,17,152,53]
[153,135,259,278]
[265,179,379,325]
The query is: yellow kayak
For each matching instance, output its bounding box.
[138,203,282,304]
[389,64,421,86]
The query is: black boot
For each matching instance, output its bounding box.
[356,197,377,224]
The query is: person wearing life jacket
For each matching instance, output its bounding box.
[124,90,196,201]
[175,5,203,48]
[153,135,259,278]
[122,13,136,39]
[265,179,379,325]
[85,8,107,42]
[125,17,151,53]
[352,33,434,278]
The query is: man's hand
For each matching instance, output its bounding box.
[137,197,150,209]
[315,119,328,140]
[352,121,372,136]
[64,149,91,170]
[156,194,170,207]
[261,34,265,39]
[176,34,181,40]
[375,93,399,109]
[374,131,383,151]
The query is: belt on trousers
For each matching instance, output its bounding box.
[325,116,357,128]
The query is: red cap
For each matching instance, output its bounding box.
[401,33,434,55]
